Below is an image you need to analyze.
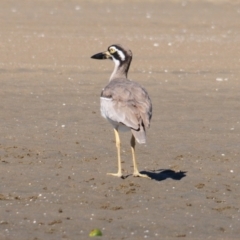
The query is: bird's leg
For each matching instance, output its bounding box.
[131,134,150,179]
[107,128,123,178]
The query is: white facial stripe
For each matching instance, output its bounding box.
[116,49,125,61]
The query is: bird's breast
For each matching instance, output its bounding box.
[100,96,112,119]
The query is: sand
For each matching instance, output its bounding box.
[0,0,240,239]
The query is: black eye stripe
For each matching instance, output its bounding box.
[110,50,125,61]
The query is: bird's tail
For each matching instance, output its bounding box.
[131,125,146,144]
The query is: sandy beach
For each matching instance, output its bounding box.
[0,0,240,239]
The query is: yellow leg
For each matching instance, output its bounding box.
[131,135,150,179]
[107,128,123,178]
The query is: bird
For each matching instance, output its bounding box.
[91,44,152,179]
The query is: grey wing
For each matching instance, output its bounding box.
[134,88,152,128]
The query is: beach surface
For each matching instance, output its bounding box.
[0,0,240,239]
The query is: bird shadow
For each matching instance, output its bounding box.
[137,169,187,181]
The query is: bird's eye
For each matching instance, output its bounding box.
[109,47,115,54]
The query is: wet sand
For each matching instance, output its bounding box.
[0,0,240,239]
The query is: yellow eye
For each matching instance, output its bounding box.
[109,47,115,54]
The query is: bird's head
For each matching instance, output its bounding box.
[91,44,132,66]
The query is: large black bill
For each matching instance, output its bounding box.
[91,52,107,60]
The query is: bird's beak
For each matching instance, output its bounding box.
[91,51,112,60]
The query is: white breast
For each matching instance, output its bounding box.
[100,97,130,132]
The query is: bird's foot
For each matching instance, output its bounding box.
[107,172,124,178]
[133,172,151,179]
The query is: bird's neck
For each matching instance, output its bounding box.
[109,58,132,81]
